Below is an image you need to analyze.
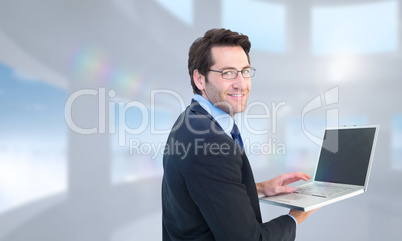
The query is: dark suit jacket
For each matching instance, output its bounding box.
[162,100,296,241]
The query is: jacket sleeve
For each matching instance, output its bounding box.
[186,135,296,241]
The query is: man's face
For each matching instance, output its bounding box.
[200,46,251,117]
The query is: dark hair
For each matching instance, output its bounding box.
[188,28,251,94]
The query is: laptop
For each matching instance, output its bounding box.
[259,125,380,212]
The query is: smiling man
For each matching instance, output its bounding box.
[193,45,251,116]
[162,28,317,241]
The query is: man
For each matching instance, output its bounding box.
[162,28,317,241]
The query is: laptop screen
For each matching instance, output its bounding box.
[314,127,377,186]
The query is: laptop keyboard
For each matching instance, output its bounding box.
[295,183,351,197]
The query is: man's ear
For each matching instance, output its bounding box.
[193,69,205,91]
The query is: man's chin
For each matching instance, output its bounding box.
[214,101,247,116]
[229,106,247,116]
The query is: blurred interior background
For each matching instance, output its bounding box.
[0,0,401,240]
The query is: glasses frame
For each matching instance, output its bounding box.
[209,67,256,79]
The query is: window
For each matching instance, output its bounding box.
[0,63,67,213]
[312,0,398,55]
[222,0,287,53]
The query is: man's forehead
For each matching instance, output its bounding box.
[210,46,249,67]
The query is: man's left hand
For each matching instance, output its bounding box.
[256,172,311,197]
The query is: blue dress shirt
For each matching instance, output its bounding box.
[193,94,234,137]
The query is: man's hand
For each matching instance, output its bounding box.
[289,208,319,225]
[256,172,311,197]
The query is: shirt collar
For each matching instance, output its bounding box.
[193,94,234,136]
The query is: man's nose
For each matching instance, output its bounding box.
[232,72,247,89]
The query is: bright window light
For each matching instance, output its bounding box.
[222,0,287,53]
[312,0,399,55]
[0,63,67,213]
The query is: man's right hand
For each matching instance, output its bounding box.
[289,208,319,225]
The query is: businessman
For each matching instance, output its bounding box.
[162,28,317,241]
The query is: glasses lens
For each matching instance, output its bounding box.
[222,69,237,79]
[242,68,255,78]
[218,68,255,79]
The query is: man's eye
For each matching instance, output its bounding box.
[222,70,234,76]
[242,69,250,74]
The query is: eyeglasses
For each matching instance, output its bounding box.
[209,67,256,79]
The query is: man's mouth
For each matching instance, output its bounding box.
[228,94,245,97]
